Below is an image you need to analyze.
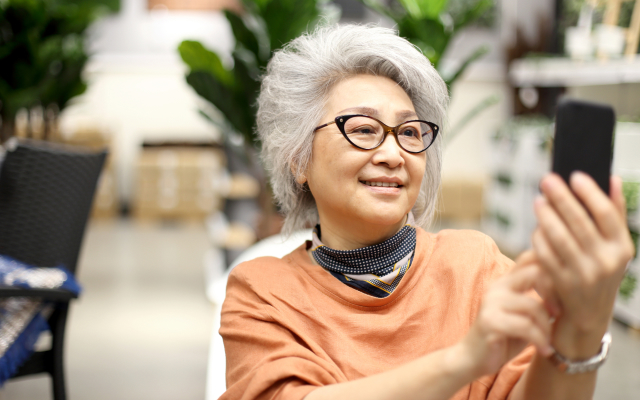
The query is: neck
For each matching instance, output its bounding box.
[317,214,407,250]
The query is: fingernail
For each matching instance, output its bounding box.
[541,345,554,357]
[534,195,545,209]
[570,171,587,187]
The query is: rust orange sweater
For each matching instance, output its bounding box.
[220,228,534,400]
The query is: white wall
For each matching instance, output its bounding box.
[439,27,510,183]
[441,0,557,182]
[60,0,234,202]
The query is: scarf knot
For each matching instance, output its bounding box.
[311,214,417,298]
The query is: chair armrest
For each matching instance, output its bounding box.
[0,286,78,301]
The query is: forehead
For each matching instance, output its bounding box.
[337,106,418,122]
[325,75,417,120]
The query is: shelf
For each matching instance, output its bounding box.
[509,55,640,87]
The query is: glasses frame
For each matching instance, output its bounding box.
[313,114,439,154]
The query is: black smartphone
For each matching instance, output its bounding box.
[552,99,615,195]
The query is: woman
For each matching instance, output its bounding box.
[220,25,633,400]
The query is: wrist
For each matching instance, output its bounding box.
[552,319,609,359]
[444,342,482,383]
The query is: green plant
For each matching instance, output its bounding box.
[359,0,494,90]
[623,181,639,215]
[619,181,639,300]
[360,0,498,144]
[179,0,328,149]
[619,272,637,300]
[0,0,119,141]
[179,0,496,150]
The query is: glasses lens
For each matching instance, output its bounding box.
[397,121,434,152]
[342,116,384,149]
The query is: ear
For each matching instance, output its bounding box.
[290,159,307,185]
[295,173,307,185]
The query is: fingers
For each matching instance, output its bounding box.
[531,226,566,282]
[515,250,537,268]
[539,174,598,250]
[569,172,627,240]
[533,195,585,268]
[496,264,539,292]
[501,294,552,340]
[491,312,553,356]
[515,250,562,318]
[532,269,562,318]
[610,175,628,221]
[486,266,554,354]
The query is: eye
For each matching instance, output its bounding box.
[399,126,419,138]
[350,125,377,135]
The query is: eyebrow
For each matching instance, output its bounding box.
[337,107,419,122]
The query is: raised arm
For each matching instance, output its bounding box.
[510,173,634,400]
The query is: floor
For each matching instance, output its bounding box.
[0,219,639,399]
[0,219,214,400]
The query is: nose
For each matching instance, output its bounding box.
[371,131,404,169]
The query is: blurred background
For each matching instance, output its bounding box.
[0,0,639,399]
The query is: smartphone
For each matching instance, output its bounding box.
[552,99,615,195]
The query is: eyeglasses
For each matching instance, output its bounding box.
[313,114,439,154]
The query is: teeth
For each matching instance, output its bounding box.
[364,181,399,187]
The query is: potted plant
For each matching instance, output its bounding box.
[0,0,119,142]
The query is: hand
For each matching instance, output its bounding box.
[457,261,553,379]
[531,173,634,358]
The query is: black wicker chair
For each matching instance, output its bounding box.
[0,138,107,400]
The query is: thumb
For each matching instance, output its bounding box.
[515,249,537,269]
[500,264,540,293]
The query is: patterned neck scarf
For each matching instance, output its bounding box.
[310,214,417,298]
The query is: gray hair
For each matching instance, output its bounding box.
[257,24,449,234]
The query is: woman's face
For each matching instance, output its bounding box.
[305,74,427,238]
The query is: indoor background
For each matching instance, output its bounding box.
[0,0,639,399]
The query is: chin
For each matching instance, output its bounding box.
[359,208,407,227]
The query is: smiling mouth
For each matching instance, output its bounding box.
[360,181,402,188]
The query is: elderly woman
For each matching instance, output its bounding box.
[220,25,633,400]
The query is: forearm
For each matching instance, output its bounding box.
[304,343,476,400]
[510,325,604,400]
[509,352,596,400]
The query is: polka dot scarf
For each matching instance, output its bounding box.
[310,214,417,298]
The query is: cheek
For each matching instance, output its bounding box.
[408,158,427,193]
[309,143,369,186]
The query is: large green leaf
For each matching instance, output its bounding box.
[397,16,450,67]
[399,0,449,19]
[452,0,492,30]
[224,10,262,64]
[262,0,320,49]
[178,40,234,88]
[0,0,119,123]
[186,71,255,142]
[180,0,323,146]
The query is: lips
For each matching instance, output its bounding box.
[359,177,404,190]
[362,181,399,187]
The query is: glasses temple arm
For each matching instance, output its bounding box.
[313,121,336,132]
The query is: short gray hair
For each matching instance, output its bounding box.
[257,24,449,234]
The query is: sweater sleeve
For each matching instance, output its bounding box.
[219,262,343,400]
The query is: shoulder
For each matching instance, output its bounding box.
[229,254,295,289]
[226,244,309,296]
[419,228,497,259]
[418,228,514,282]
